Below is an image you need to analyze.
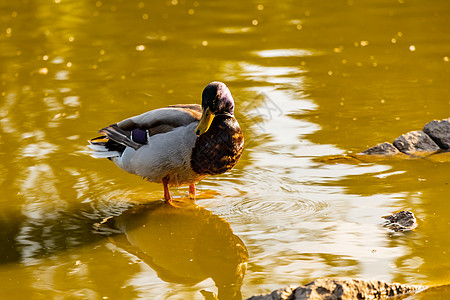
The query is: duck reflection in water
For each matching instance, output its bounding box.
[101,200,248,300]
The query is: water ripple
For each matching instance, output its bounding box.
[228,197,329,219]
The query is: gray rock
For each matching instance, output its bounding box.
[247,286,297,300]
[383,210,417,232]
[393,130,440,155]
[360,142,401,155]
[247,279,425,300]
[423,118,450,150]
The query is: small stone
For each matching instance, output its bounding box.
[383,210,418,232]
[423,118,450,149]
[393,130,440,155]
[360,142,400,155]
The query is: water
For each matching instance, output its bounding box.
[1,0,450,299]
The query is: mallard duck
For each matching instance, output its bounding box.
[89,81,244,202]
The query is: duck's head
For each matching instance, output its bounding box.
[195,81,235,136]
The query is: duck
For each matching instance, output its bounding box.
[88,81,244,203]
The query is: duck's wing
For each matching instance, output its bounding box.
[117,105,202,133]
[89,105,202,157]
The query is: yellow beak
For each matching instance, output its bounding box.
[195,107,215,136]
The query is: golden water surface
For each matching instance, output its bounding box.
[1,0,450,299]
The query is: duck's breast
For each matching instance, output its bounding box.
[190,116,244,176]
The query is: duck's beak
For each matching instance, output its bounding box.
[195,107,215,136]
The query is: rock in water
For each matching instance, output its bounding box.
[360,142,401,155]
[247,286,297,300]
[393,130,440,155]
[360,118,449,157]
[423,118,450,150]
[247,279,425,300]
[383,210,418,232]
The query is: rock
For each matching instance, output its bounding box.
[360,142,401,155]
[247,286,297,300]
[393,130,440,155]
[423,118,450,150]
[247,279,425,300]
[383,210,418,232]
[360,118,449,157]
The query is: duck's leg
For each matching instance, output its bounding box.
[162,177,172,202]
[189,183,196,201]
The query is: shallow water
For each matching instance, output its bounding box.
[1,0,450,299]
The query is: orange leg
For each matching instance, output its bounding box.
[162,177,172,202]
[189,183,196,201]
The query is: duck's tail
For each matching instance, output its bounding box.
[88,136,122,159]
[88,124,140,159]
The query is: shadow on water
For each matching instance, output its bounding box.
[0,196,248,300]
[98,200,248,300]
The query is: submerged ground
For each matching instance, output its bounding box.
[1,0,450,299]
